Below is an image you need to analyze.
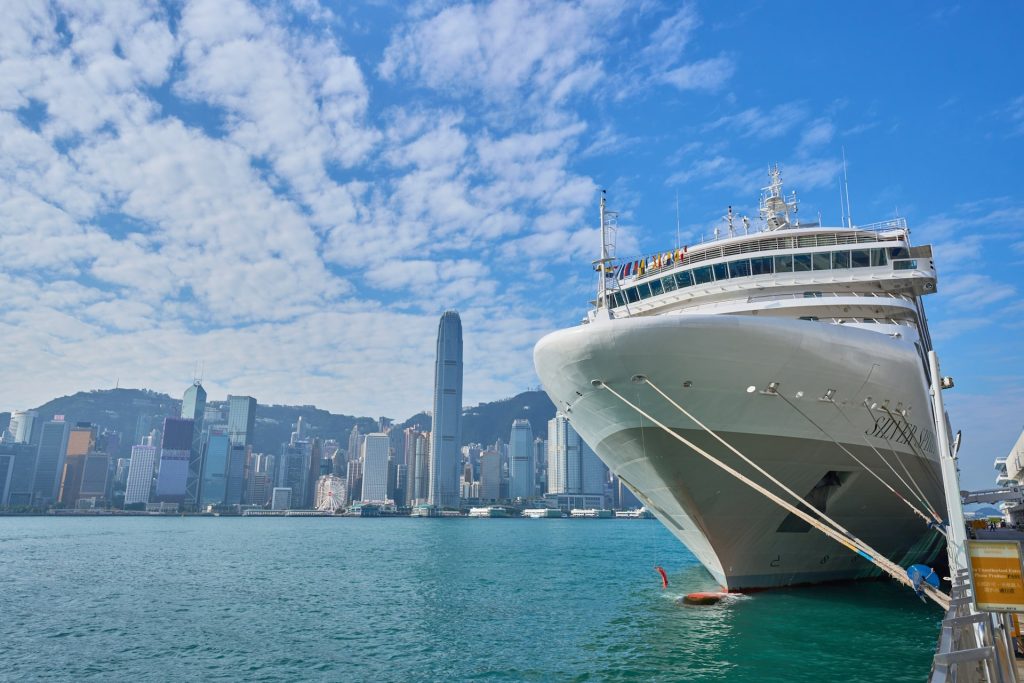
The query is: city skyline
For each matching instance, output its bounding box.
[2,3,1020,497]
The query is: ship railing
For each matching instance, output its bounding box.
[746,291,916,304]
[614,226,908,283]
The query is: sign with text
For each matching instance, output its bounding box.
[967,540,1024,613]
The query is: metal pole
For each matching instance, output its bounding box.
[597,191,607,311]
[928,350,968,574]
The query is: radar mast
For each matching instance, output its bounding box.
[758,164,799,231]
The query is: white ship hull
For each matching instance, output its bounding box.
[535,314,946,590]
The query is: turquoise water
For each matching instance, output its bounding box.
[0,517,939,681]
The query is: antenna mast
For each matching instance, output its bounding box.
[594,191,619,317]
[842,147,853,228]
[675,191,681,250]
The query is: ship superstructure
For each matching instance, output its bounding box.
[534,167,946,589]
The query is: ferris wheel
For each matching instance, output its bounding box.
[316,487,345,512]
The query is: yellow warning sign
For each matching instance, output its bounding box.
[967,540,1024,613]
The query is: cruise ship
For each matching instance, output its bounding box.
[533,167,947,590]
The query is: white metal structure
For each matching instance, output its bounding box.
[535,167,947,589]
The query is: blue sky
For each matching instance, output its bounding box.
[1,1,1021,489]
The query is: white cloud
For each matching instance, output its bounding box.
[799,118,835,148]
[379,0,621,107]
[658,56,735,92]
[704,102,808,139]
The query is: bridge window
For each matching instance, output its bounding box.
[751,256,774,275]
[692,266,713,284]
[649,278,664,296]
[612,292,625,307]
[626,287,640,303]
[637,282,652,299]
[889,247,910,260]
[774,255,794,272]
[675,270,694,288]
[728,259,752,278]
[832,251,851,268]
[812,252,831,270]
[712,262,729,281]
[851,250,871,268]
[661,275,677,292]
[794,254,813,271]
[893,260,919,270]
[871,249,888,267]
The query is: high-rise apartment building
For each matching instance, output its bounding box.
[124,444,157,506]
[181,381,207,509]
[227,395,257,447]
[428,310,463,509]
[155,417,194,503]
[360,433,390,503]
[508,419,534,499]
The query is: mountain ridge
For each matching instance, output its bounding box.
[21,387,556,459]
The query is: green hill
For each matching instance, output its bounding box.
[24,387,556,458]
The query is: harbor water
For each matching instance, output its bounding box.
[0,517,940,681]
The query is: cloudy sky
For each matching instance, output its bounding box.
[2,1,1021,487]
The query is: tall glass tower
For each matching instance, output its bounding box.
[428,310,463,509]
[227,395,257,447]
[181,381,207,509]
[508,419,534,499]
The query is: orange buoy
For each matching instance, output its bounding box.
[680,592,728,606]
[655,565,668,589]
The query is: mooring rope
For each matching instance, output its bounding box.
[642,377,883,547]
[772,390,941,528]
[867,403,944,522]
[595,379,950,610]
[827,398,945,528]
[879,405,949,505]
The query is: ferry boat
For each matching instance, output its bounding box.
[468,506,510,518]
[533,167,947,590]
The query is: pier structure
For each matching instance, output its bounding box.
[929,355,1022,682]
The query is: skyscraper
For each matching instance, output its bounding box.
[360,433,391,503]
[155,417,194,503]
[479,449,501,501]
[0,442,38,507]
[508,419,534,499]
[181,381,207,509]
[200,428,230,507]
[6,410,37,444]
[31,419,70,506]
[124,444,157,506]
[346,425,362,465]
[345,459,363,505]
[59,422,97,506]
[428,310,463,509]
[404,430,425,504]
[224,444,247,505]
[546,413,606,497]
[227,395,257,447]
